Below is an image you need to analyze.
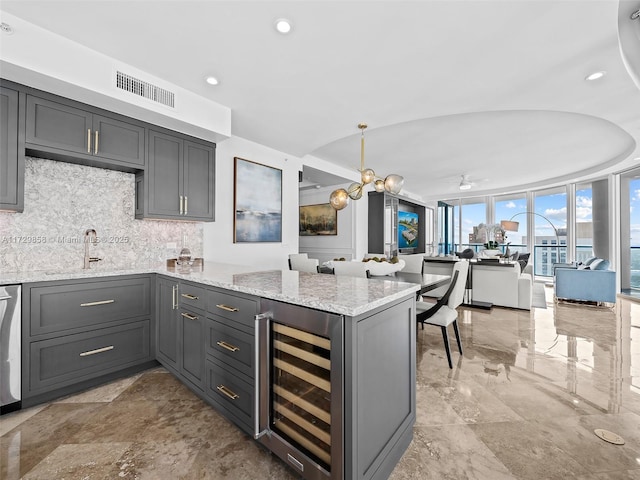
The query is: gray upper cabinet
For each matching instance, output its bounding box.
[25,95,145,171]
[0,85,24,212]
[184,140,215,220]
[136,129,215,221]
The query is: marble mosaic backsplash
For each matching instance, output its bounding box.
[0,157,203,273]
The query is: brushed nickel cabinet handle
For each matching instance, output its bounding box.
[94,130,99,154]
[179,195,184,215]
[217,384,239,400]
[87,129,91,153]
[184,196,188,215]
[80,299,115,307]
[80,345,114,357]
[181,293,199,300]
[216,340,240,352]
[172,285,178,310]
[181,312,198,321]
[216,304,239,312]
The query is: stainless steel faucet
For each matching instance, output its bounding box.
[83,229,102,269]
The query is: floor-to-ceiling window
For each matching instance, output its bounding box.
[632,178,640,289]
[495,194,528,255]
[459,199,486,253]
[437,201,455,255]
[438,174,629,284]
[533,188,567,276]
[621,169,640,290]
[575,183,594,263]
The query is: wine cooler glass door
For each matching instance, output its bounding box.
[256,299,343,480]
[272,322,332,470]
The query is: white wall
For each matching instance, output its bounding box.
[203,136,303,271]
[299,186,357,263]
[0,12,230,144]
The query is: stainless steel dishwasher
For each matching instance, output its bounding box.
[1,285,21,415]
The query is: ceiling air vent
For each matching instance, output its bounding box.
[116,71,175,108]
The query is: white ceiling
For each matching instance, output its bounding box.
[2,0,640,201]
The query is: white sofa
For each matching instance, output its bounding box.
[471,262,532,310]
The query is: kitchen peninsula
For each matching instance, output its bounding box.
[3,262,421,480]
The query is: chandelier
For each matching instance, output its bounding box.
[329,123,404,210]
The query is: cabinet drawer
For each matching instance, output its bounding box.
[29,277,150,336]
[207,290,257,328]
[29,319,151,393]
[205,358,253,429]
[179,282,207,311]
[206,318,254,378]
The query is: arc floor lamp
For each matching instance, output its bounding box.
[500,212,562,260]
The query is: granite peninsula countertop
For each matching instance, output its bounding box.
[0,261,420,316]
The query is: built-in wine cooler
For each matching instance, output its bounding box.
[255,299,343,480]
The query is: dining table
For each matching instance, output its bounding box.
[390,271,451,296]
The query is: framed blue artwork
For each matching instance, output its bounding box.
[233,157,282,243]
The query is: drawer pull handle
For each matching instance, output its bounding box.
[217,384,239,400]
[181,293,199,300]
[80,299,115,307]
[94,130,99,154]
[216,340,240,352]
[87,129,91,153]
[181,312,199,321]
[80,345,114,357]
[172,285,178,310]
[216,304,239,312]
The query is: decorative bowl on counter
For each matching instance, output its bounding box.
[323,259,405,276]
[166,257,204,270]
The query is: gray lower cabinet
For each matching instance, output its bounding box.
[155,277,256,434]
[0,85,24,212]
[180,306,205,388]
[205,357,254,433]
[156,276,179,369]
[22,275,154,406]
[25,94,145,171]
[29,320,150,392]
[178,281,206,389]
[204,289,257,435]
[136,130,215,221]
[156,277,207,390]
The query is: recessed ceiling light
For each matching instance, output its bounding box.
[1,22,14,35]
[585,71,606,81]
[205,76,219,86]
[275,18,292,34]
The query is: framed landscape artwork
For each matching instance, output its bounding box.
[234,157,282,243]
[299,203,337,236]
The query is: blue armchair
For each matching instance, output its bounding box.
[554,267,616,303]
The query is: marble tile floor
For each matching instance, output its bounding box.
[2,287,639,479]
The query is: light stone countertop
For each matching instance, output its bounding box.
[0,261,420,316]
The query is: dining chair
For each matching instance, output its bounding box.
[415,260,469,368]
[398,253,425,274]
[331,261,371,278]
[289,256,320,273]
